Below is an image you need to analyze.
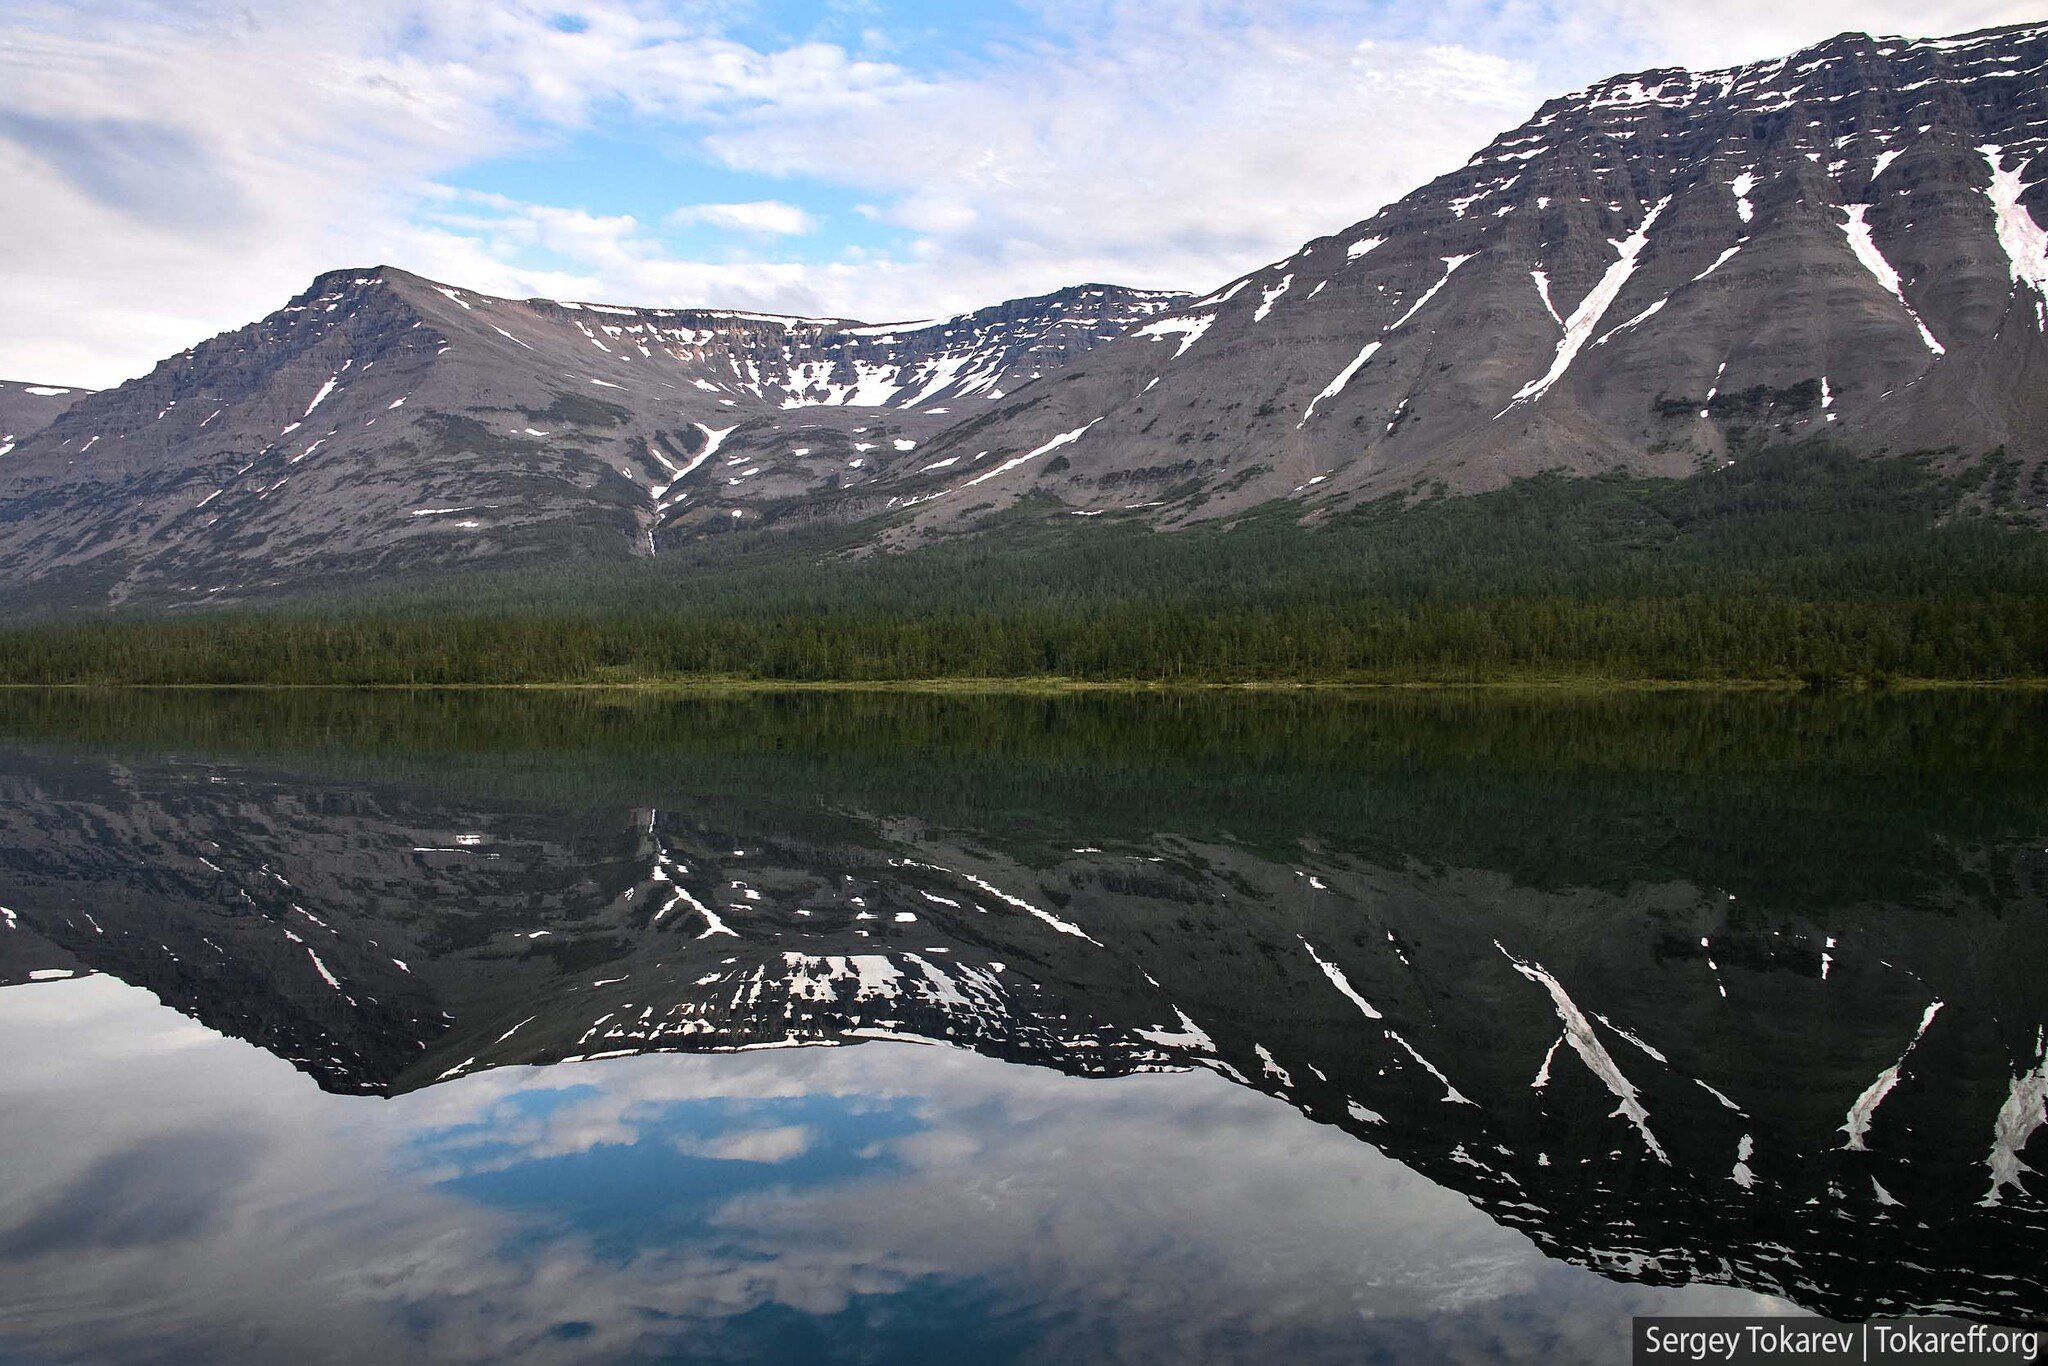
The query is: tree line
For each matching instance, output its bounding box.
[2,445,2043,686]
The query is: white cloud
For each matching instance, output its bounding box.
[1566,0,2042,72]
[1,0,2040,387]
[698,13,1544,309]
[0,0,912,385]
[667,200,819,235]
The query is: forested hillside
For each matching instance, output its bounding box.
[3,445,2042,686]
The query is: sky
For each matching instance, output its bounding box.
[3,0,2042,388]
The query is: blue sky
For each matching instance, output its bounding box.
[3,0,2040,385]
[437,2,1041,274]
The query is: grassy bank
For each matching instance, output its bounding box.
[4,676,2044,694]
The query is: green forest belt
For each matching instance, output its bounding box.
[1,446,2043,686]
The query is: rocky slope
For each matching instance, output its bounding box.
[890,20,2048,532]
[0,380,90,456]
[0,270,1181,609]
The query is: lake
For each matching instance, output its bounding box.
[0,688,2043,1364]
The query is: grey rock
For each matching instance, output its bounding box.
[896,21,2048,533]
[0,269,1183,610]
[0,379,92,456]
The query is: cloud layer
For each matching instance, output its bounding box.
[2,0,2041,386]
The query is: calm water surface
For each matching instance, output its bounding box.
[0,689,2043,1364]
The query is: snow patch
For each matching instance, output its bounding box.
[1387,1031,1473,1106]
[302,375,340,417]
[896,858,1098,943]
[952,421,1099,494]
[1729,172,1757,223]
[1504,198,1671,411]
[1980,1032,2047,1206]
[1500,942,1669,1162]
[1979,147,2048,320]
[1691,244,1742,282]
[1594,297,1668,346]
[1841,1000,1943,1150]
[1134,314,1215,358]
[1300,938,1383,1019]
[1189,279,1251,308]
[1388,254,1473,331]
[1532,269,1563,326]
[1840,205,1945,354]
[1299,342,1380,426]
[304,947,341,991]
[1254,274,1294,322]
[1136,1006,1213,1051]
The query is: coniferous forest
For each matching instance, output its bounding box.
[2,446,2044,687]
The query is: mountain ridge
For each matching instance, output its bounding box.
[0,379,92,458]
[1,21,2045,612]
[885,19,2048,534]
[0,266,1185,607]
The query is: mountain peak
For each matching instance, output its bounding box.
[0,263,1193,608]
[873,18,2048,533]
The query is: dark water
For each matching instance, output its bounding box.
[0,688,2044,1365]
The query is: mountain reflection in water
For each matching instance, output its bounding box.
[0,689,2044,1365]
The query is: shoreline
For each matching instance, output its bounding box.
[2,675,2045,695]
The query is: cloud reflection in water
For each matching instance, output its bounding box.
[0,975,1775,1365]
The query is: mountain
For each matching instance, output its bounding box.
[889,20,2048,532]
[0,379,90,455]
[1,21,2045,614]
[0,269,1182,609]
[2,690,2045,1321]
